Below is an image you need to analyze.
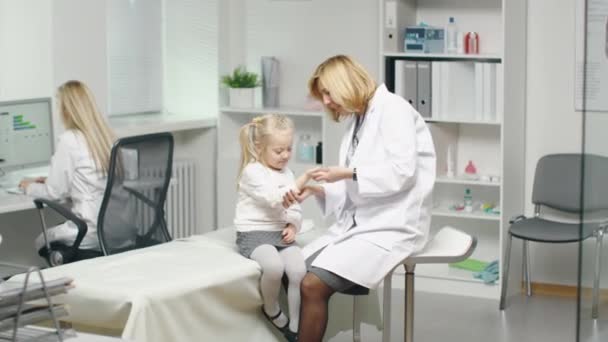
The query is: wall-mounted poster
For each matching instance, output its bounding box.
[575,0,608,112]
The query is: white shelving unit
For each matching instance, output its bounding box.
[220,107,323,118]
[380,0,526,300]
[425,118,501,125]
[383,52,502,62]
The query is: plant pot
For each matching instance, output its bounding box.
[229,88,255,108]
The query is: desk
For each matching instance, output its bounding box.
[0,192,35,214]
[0,165,49,214]
[7,228,382,342]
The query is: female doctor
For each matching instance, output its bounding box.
[19,80,115,258]
[283,55,436,341]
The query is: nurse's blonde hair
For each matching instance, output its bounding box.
[308,55,377,122]
[57,80,115,174]
[238,114,294,181]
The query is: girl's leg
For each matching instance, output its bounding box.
[299,272,336,342]
[250,244,288,328]
[279,246,307,333]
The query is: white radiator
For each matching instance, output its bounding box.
[166,160,198,238]
[137,159,198,239]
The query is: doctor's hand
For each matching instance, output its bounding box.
[282,224,297,244]
[310,166,353,183]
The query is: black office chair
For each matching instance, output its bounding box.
[499,153,608,318]
[36,132,174,266]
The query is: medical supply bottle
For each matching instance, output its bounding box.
[446,17,458,54]
[316,141,323,164]
[297,134,315,163]
[464,188,473,213]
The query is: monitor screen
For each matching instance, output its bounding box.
[0,98,53,171]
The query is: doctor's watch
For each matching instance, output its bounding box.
[352,168,357,181]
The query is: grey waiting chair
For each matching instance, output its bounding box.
[499,153,608,318]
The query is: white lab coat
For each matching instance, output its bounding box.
[302,84,436,289]
[27,130,106,251]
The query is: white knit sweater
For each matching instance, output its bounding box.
[234,162,302,232]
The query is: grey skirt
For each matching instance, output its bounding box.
[236,230,293,258]
[306,248,369,295]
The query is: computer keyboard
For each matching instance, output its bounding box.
[3,186,25,195]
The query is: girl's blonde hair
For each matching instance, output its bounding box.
[308,55,377,122]
[238,114,294,180]
[57,80,115,174]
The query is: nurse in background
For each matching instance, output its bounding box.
[19,80,115,256]
[283,55,436,342]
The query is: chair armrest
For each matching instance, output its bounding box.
[509,215,527,224]
[33,198,88,250]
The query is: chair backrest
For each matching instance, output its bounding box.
[97,133,174,255]
[532,153,608,213]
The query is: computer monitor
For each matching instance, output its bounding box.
[0,98,54,171]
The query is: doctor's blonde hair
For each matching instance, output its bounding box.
[57,80,115,174]
[308,55,377,122]
[238,114,294,181]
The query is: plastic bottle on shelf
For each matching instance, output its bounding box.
[464,160,478,180]
[297,134,315,163]
[315,141,323,164]
[456,31,465,54]
[464,188,473,213]
[446,17,458,54]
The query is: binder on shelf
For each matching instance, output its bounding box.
[495,64,504,122]
[440,62,451,120]
[383,1,402,52]
[394,60,406,102]
[403,61,418,108]
[431,62,442,119]
[475,63,484,121]
[482,63,497,122]
[416,61,432,118]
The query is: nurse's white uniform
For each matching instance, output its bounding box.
[27,130,106,251]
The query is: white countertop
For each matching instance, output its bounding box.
[0,192,35,214]
[109,112,217,137]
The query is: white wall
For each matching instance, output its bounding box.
[52,0,108,118]
[164,0,219,118]
[240,0,379,108]
[0,0,52,101]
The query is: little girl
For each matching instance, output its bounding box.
[234,114,309,341]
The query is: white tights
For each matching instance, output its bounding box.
[250,245,306,333]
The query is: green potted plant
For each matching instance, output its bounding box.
[221,66,260,108]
